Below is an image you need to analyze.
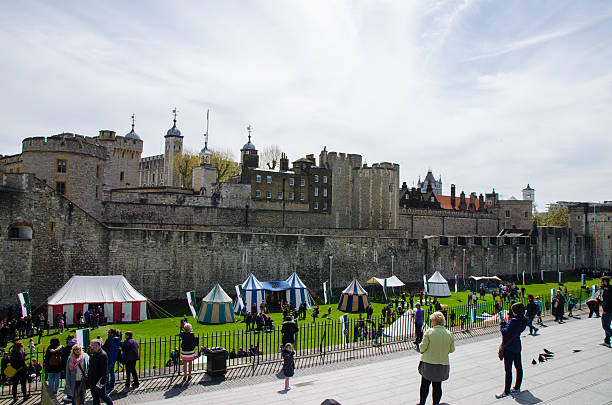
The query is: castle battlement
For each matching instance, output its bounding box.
[22,134,108,159]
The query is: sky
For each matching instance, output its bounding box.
[1,1,611,209]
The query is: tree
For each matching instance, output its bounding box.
[533,206,568,227]
[210,149,241,182]
[171,151,200,188]
[260,145,283,170]
[544,206,568,227]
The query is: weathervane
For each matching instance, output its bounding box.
[131,114,135,131]
[247,125,253,141]
[172,108,178,124]
[204,109,210,148]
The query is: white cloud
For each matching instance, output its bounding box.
[1,0,611,208]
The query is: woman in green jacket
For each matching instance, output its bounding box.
[417,311,455,405]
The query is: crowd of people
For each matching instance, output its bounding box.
[1,274,610,401]
[1,326,140,403]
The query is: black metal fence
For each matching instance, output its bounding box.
[0,287,589,397]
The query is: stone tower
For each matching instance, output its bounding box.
[240,126,258,183]
[164,111,183,187]
[522,184,535,202]
[192,118,217,194]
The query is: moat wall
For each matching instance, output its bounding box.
[0,174,590,309]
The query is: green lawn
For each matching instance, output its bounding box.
[20,276,599,357]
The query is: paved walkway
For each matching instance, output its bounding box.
[112,315,611,405]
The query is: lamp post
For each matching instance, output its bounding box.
[329,255,333,296]
[557,237,560,274]
[515,246,519,280]
[530,246,533,279]
[486,247,489,277]
[462,248,466,285]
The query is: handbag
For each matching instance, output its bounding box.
[498,334,518,361]
[3,363,21,378]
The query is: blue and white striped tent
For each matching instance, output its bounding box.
[197,284,235,324]
[241,273,265,313]
[285,272,312,309]
[337,279,370,313]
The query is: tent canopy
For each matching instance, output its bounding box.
[47,275,147,324]
[366,275,405,287]
[48,275,147,305]
[242,273,264,291]
[240,274,265,313]
[338,279,370,313]
[260,281,291,291]
[285,272,312,309]
[469,276,502,281]
[426,271,451,297]
[198,284,235,324]
[202,283,232,303]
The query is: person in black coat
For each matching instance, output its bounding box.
[281,343,295,391]
[44,338,64,396]
[10,340,29,400]
[88,339,113,405]
[281,317,298,346]
[178,324,198,382]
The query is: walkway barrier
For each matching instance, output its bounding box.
[0,287,591,397]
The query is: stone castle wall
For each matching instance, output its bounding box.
[398,208,499,238]
[0,173,589,310]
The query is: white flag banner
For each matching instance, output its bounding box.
[234,285,245,313]
[558,272,562,284]
[17,292,30,317]
[340,314,348,344]
[454,275,458,293]
[541,270,544,281]
[423,274,428,293]
[522,272,525,287]
[323,281,330,305]
[581,273,585,286]
[76,328,90,349]
[551,288,555,302]
[186,291,197,318]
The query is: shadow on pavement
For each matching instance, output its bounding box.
[513,390,542,404]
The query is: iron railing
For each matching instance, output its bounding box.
[0,287,590,397]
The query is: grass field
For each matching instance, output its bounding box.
[19,275,599,354]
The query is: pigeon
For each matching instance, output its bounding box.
[538,354,546,363]
[541,353,554,359]
[543,349,554,355]
[572,349,582,353]
[531,359,537,365]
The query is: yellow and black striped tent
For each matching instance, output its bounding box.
[337,279,370,313]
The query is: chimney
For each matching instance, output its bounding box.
[469,192,477,212]
[451,184,456,209]
[279,153,289,172]
[401,182,408,190]
[459,191,467,210]
[478,193,485,211]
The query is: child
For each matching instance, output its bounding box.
[567,294,576,317]
[281,343,295,390]
[29,338,36,357]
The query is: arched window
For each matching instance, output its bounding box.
[8,223,33,240]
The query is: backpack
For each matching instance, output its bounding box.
[49,349,62,367]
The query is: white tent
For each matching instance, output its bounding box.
[47,275,148,325]
[365,275,405,287]
[427,271,451,297]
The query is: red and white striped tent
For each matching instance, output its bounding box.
[47,275,147,325]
